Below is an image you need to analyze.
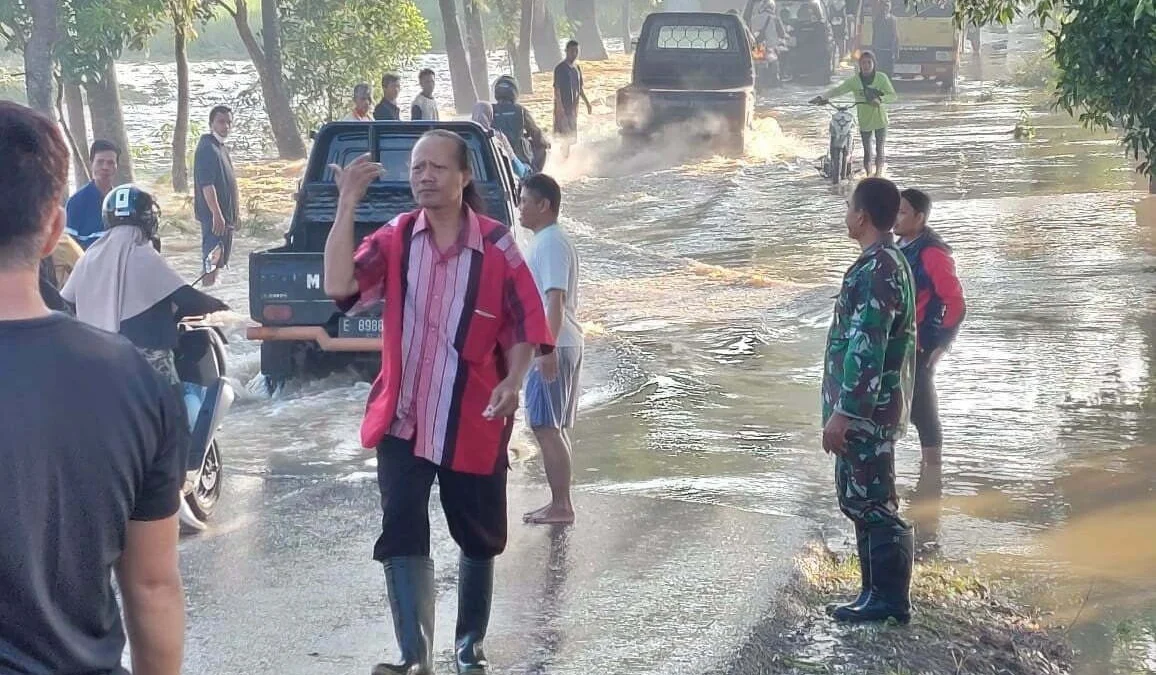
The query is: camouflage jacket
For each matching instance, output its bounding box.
[822,239,916,443]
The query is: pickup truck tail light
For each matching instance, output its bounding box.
[263,304,293,322]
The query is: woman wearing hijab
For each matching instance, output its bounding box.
[811,50,897,177]
[472,100,533,179]
[62,185,228,383]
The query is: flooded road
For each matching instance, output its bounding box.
[117,30,1155,674]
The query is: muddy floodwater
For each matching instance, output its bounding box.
[115,25,1155,674]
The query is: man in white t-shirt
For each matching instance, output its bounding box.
[411,68,440,121]
[519,173,583,525]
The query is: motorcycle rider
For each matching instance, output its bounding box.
[811,50,896,177]
[62,185,228,384]
[471,101,531,179]
[750,0,786,49]
[492,76,550,173]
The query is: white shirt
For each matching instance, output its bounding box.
[411,94,439,121]
[527,223,583,348]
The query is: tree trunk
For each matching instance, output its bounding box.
[228,0,306,159]
[24,0,56,113]
[261,0,285,84]
[531,0,564,71]
[63,79,90,187]
[438,0,478,113]
[462,0,490,100]
[516,0,535,92]
[172,18,191,193]
[85,62,134,184]
[564,0,609,60]
[622,0,633,54]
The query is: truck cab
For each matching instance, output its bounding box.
[246,121,521,390]
[616,12,755,155]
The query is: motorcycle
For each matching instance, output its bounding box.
[174,250,234,532]
[174,316,233,531]
[815,100,857,185]
[753,41,783,92]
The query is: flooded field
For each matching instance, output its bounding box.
[113,26,1155,674]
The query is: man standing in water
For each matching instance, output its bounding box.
[411,69,440,121]
[375,73,402,121]
[519,174,584,525]
[65,139,120,250]
[193,105,238,287]
[0,102,186,675]
[895,189,966,466]
[813,50,896,177]
[870,0,900,77]
[822,176,916,625]
[553,40,593,159]
[323,131,552,675]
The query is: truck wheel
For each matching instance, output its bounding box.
[723,130,746,158]
[260,341,296,394]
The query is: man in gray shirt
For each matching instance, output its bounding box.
[519,174,584,525]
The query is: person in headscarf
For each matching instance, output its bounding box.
[472,100,532,179]
[811,50,897,177]
[62,184,228,383]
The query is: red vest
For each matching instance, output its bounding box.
[360,210,525,475]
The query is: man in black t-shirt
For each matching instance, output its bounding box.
[553,40,593,159]
[374,73,402,121]
[0,101,186,675]
[194,104,239,287]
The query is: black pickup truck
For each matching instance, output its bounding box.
[616,12,755,154]
[247,121,521,390]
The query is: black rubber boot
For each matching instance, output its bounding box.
[373,557,435,675]
[832,525,914,625]
[826,523,871,616]
[455,556,494,674]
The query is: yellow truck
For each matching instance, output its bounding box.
[858,1,962,89]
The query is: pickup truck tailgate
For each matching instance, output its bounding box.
[248,250,338,326]
[617,86,751,130]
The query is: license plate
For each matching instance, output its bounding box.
[339,316,383,338]
[893,64,922,74]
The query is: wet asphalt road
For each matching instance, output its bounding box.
[179,474,805,675]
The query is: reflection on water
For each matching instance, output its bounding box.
[115,35,1156,672]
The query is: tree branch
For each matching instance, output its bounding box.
[214,0,238,18]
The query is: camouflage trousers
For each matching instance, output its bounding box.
[834,436,909,532]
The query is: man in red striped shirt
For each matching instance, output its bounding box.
[324,130,552,675]
[896,189,967,466]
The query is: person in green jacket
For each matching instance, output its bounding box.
[811,50,897,177]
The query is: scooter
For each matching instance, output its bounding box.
[174,316,233,532]
[174,248,233,532]
[812,99,858,185]
[753,41,782,92]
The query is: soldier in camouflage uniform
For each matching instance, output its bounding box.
[821,177,917,625]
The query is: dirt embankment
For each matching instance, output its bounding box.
[719,544,1074,675]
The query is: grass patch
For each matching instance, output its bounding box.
[721,543,1073,675]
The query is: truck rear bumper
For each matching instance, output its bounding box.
[246,325,381,352]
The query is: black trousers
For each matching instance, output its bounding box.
[910,349,943,448]
[374,436,508,561]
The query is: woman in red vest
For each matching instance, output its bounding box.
[325,130,553,675]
